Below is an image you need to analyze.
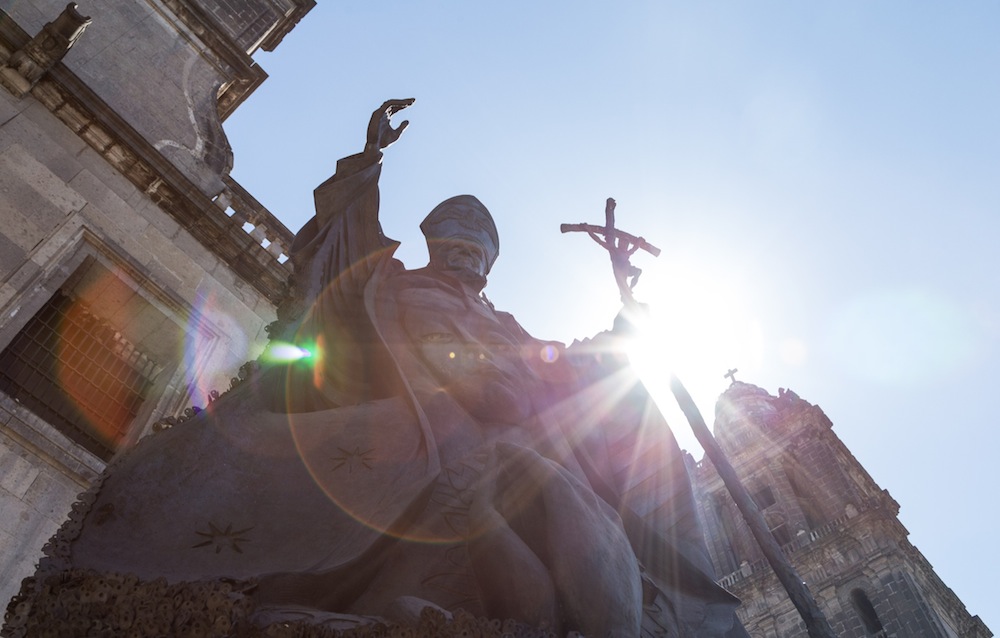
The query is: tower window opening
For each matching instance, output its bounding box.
[785,462,829,530]
[850,588,886,636]
[770,522,792,546]
[752,486,776,509]
[711,493,740,574]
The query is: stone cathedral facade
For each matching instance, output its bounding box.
[691,382,993,637]
[0,0,313,606]
[0,3,993,637]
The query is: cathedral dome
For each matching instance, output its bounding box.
[713,381,779,454]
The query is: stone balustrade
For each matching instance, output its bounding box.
[717,510,855,589]
[215,175,295,265]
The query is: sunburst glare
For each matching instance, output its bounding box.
[624,262,763,454]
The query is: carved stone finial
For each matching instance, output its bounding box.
[0,3,92,96]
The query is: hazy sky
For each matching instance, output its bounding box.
[225,2,999,629]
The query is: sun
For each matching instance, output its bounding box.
[624,259,763,454]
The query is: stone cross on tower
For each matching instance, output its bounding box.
[725,368,739,385]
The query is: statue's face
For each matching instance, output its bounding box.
[424,216,497,280]
[428,236,489,279]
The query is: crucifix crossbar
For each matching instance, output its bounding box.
[560,198,661,258]
[561,198,661,306]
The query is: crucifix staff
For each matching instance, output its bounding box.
[561,199,837,638]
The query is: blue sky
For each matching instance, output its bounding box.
[226,2,1000,629]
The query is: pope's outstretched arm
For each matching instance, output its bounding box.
[281,99,414,406]
[313,98,412,226]
[306,98,413,286]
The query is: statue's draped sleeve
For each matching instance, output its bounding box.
[285,150,402,407]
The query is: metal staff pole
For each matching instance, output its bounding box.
[561,198,838,638]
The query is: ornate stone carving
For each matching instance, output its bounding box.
[0,3,91,97]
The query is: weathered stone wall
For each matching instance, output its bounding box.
[0,18,280,607]
[0,86,275,398]
[734,562,966,637]
[2,0,250,195]
[0,394,102,606]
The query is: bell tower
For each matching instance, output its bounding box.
[691,382,991,637]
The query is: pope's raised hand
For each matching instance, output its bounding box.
[365,98,415,154]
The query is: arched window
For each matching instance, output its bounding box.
[712,493,740,573]
[783,460,830,530]
[850,588,886,636]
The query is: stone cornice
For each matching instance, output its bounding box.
[259,0,317,52]
[160,0,255,70]
[155,0,269,120]
[0,13,292,305]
